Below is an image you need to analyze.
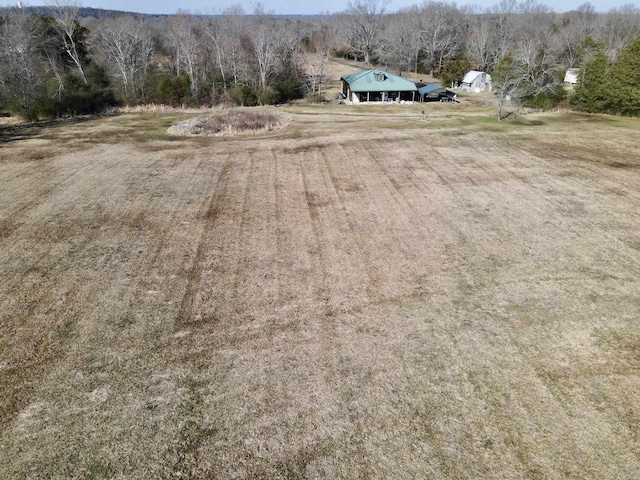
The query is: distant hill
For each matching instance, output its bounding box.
[1,6,319,21]
[0,5,168,20]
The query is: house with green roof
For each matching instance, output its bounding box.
[341,69,418,104]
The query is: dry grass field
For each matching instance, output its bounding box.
[1,96,640,479]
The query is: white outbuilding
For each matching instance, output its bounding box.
[460,71,492,92]
[564,68,579,85]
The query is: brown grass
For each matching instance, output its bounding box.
[1,100,640,479]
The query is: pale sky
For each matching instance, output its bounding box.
[17,0,640,16]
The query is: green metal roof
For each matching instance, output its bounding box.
[417,84,445,95]
[341,69,417,92]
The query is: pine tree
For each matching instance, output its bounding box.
[572,50,608,113]
[604,34,640,116]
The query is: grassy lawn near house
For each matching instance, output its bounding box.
[1,101,640,479]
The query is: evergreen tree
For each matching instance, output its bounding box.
[439,58,471,88]
[604,34,640,116]
[571,49,608,113]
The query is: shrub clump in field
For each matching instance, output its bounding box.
[168,110,290,137]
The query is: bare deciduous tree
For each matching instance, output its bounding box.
[247,5,278,96]
[600,3,640,63]
[418,1,463,77]
[303,14,338,95]
[0,9,48,119]
[345,0,387,65]
[201,7,246,94]
[490,0,520,67]
[276,19,304,76]
[166,12,203,96]
[46,0,87,84]
[215,6,247,88]
[553,3,597,68]
[378,8,422,74]
[493,37,560,120]
[465,9,495,71]
[89,15,153,100]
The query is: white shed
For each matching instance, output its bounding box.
[461,71,492,92]
[564,68,579,84]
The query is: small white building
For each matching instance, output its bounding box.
[461,71,492,92]
[564,68,579,85]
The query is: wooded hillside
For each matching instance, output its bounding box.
[1,0,639,119]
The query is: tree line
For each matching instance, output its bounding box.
[1,0,639,120]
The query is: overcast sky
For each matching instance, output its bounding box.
[16,0,639,16]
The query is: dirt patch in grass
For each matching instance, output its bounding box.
[168,110,290,137]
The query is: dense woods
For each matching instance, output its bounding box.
[1,0,639,120]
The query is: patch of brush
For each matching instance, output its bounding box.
[168,110,290,137]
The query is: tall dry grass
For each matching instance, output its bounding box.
[168,110,290,137]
